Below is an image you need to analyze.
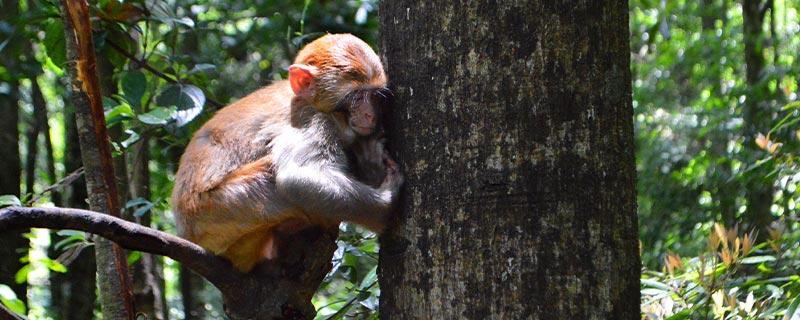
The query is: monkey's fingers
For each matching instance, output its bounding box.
[384,156,398,173]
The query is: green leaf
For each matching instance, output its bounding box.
[739,255,776,264]
[188,63,216,75]
[133,201,156,217]
[128,251,141,265]
[120,129,140,149]
[54,234,86,251]
[787,294,800,320]
[138,106,176,125]
[641,288,667,296]
[665,309,691,320]
[121,71,147,109]
[44,19,66,68]
[358,266,377,291]
[14,265,29,284]
[0,195,21,207]
[105,104,134,127]
[156,84,205,126]
[0,296,26,315]
[356,289,370,301]
[126,197,150,208]
[43,259,67,273]
[641,278,671,290]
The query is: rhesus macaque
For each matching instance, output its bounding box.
[171,34,402,272]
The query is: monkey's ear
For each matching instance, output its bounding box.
[289,65,316,98]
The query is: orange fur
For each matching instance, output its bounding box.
[171,34,397,272]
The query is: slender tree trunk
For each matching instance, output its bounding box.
[24,84,41,196]
[742,0,775,236]
[129,136,167,320]
[0,0,27,307]
[0,79,26,310]
[180,265,208,320]
[379,1,639,318]
[49,103,97,320]
[33,78,61,206]
[59,0,136,318]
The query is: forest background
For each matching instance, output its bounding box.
[0,0,798,319]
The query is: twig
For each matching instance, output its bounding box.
[324,280,377,320]
[26,167,85,205]
[0,303,24,320]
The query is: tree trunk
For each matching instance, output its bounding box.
[378,1,640,319]
[59,0,136,318]
[0,78,26,310]
[742,0,774,236]
[129,136,167,320]
[0,0,27,307]
[180,265,208,320]
[48,103,97,320]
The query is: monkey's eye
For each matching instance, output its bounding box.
[370,87,393,111]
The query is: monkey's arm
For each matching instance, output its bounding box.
[274,162,401,232]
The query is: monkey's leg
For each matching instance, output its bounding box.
[192,156,303,271]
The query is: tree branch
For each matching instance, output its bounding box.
[0,205,339,319]
[0,303,24,320]
[0,206,235,286]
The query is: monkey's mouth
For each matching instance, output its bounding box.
[351,125,376,136]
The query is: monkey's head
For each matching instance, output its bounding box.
[289,34,390,137]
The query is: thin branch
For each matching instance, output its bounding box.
[0,303,24,320]
[26,167,84,205]
[0,206,235,287]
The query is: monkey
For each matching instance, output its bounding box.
[170,34,402,272]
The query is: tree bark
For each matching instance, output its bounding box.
[48,103,97,320]
[0,205,338,319]
[59,0,136,318]
[378,1,640,319]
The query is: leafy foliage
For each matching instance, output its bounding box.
[632,0,800,267]
[2,0,799,318]
[641,223,800,319]
[2,0,382,318]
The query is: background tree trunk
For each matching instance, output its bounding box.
[0,0,27,307]
[180,265,208,320]
[129,136,167,320]
[378,1,640,318]
[48,103,97,320]
[0,70,26,311]
[742,0,775,237]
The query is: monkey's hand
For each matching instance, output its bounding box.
[379,151,404,202]
[352,136,388,188]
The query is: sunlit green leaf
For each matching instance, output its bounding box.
[14,265,29,284]
[739,255,776,265]
[105,104,134,127]
[138,106,176,125]
[44,19,66,68]
[0,195,21,207]
[0,296,26,315]
[156,84,204,126]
